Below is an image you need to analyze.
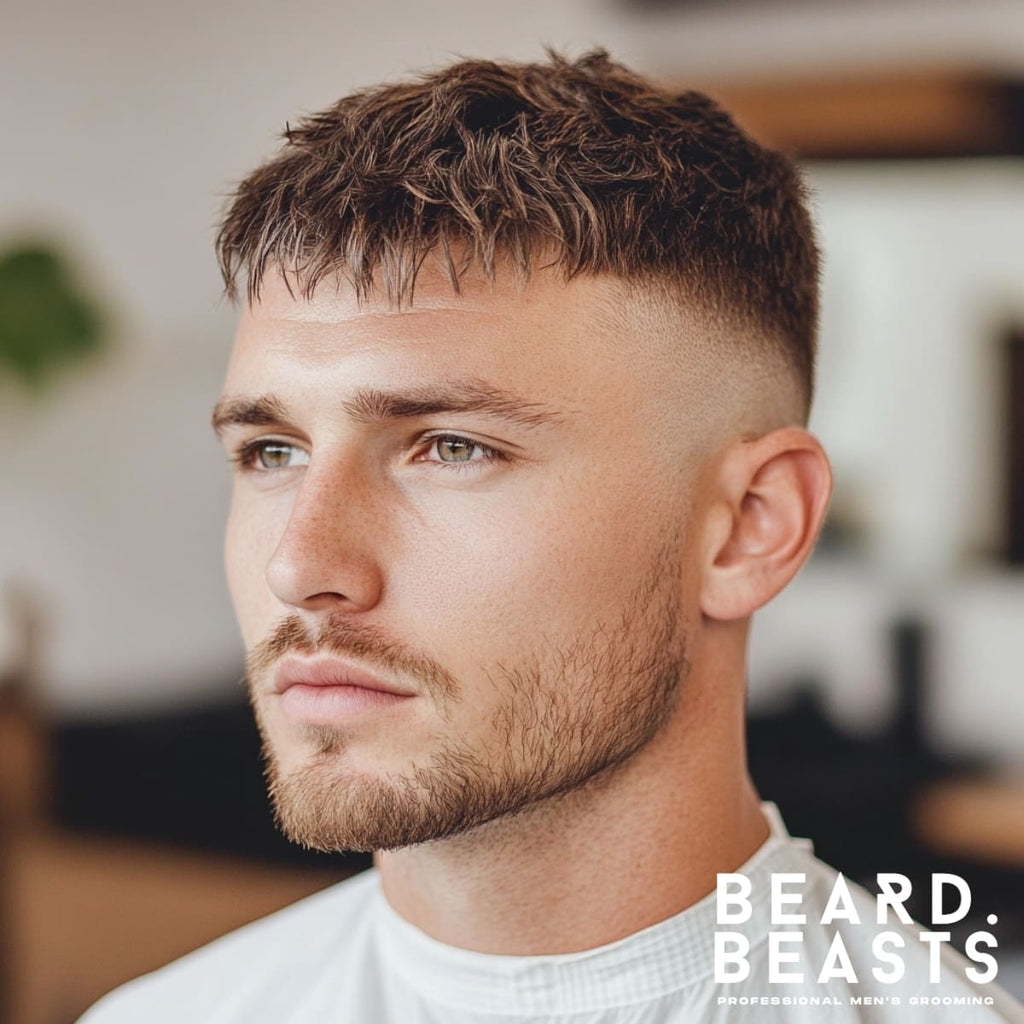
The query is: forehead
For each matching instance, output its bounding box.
[226,268,684,402]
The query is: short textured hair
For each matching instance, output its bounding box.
[216,49,819,410]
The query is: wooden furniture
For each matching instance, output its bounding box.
[0,690,349,1024]
[1,830,347,1024]
[697,70,1024,158]
[914,776,1024,869]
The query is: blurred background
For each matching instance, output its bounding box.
[2,1,1023,1020]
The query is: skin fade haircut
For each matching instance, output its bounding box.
[216,49,820,416]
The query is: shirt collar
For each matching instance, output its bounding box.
[372,802,805,1015]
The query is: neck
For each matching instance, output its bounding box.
[376,662,768,955]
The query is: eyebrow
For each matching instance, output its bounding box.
[211,379,566,437]
[211,394,291,436]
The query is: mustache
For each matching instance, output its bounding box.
[246,614,460,705]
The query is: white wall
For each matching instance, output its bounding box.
[748,162,1024,764]
[810,161,1024,575]
[3,0,1024,728]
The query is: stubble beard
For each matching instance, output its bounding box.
[249,544,689,854]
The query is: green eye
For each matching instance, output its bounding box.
[435,437,479,463]
[246,442,309,470]
[258,443,293,468]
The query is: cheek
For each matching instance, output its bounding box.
[224,497,282,648]
[397,474,680,658]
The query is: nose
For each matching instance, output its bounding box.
[265,456,385,614]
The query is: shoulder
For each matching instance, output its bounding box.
[77,867,381,1024]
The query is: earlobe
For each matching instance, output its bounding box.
[699,429,832,622]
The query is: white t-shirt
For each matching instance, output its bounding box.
[80,805,1024,1023]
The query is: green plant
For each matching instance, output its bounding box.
[0,242,105,390]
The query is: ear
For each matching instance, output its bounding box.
[699,428,833,622]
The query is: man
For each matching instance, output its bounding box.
[82,51,1022,1022]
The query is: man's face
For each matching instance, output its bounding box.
[217,268,711,852]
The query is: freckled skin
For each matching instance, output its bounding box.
[218,264,832,955]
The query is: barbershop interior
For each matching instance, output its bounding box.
[2,1,1024,1020]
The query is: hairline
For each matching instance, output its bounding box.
[233,257,811,429]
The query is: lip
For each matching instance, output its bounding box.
[272,655,417,725]
[272,655,415,698]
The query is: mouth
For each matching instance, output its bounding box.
[273,655,414,696]
[271,655,417,724]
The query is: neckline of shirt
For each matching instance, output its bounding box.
[371,802,809,1016]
